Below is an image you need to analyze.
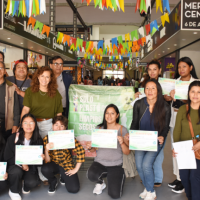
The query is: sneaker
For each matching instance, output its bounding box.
[9,190,22,200]
[139,188,147,199]
[48,179,58,194]
[22,185,30,194]
[168,179,180,188]
[60,178,65,185]
[144,191,157,200]
[154,183,161,187]
[172,182,185,194]
[93,181,106,195]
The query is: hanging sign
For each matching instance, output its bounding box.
[181,0,200,30]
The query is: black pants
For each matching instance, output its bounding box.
[87,162,125,199]
[180,159,200,200]
[0,180,8,193]
[41,161,80,193]
[8,165,41,193]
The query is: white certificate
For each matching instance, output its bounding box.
[15,145,43,165]
[0,162,7,181]
[139,88,146,99]
[48,130,75,150]
[91,129,118,149]
[129,130,158,151]
[175,80,191,100]
[158,78,176,96]
[173,140,196,169]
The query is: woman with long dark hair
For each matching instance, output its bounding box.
[86,104,130,199]
[172,81,200,200]
[168,57,198,193]
[130,79,171,200]
[4,113,44,200]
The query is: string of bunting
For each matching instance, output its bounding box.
[5,0,46,17]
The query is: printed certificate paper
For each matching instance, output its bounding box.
[15,145,43,165]
[48,130,75,150]
[159,78,176,96]
[175,81,191,100]
[129,130,158,151]
[0,162,7,181]
[139,88,146,99]
[173,140,196,169]
[91,129,118,149]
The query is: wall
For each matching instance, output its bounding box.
[180,50,200,78]
[93,70,102,80]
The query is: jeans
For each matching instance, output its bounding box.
[135,143,163,192]
[153,137,167,183]
[180,159,200,200]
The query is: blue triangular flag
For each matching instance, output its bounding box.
[25,0,29,17]
[97,40,104,49]
[13,1,19,16]
[163,0,170,13]
[150,20,159,33]
[111,37,118,48]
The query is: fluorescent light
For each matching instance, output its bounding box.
[182,39,186,40]
[39,50,41,51]
[21,43,23,44]
[168,48,170,49]
[7,38,10,39]
[46,52,48,53]
[163,51,165,53]
[158,54,160,55]
[174,44,177,46]
[194,32,198,34]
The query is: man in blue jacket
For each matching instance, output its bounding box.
[50,56,72,118]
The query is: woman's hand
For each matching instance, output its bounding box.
[117,136,124,145]
[65,168,78,176]
[86,141,92,150]
[134,92,141,99]
[192,141,200,152]
[41,154,45,160]
[170,89,176,101]
[158,136,164,145]
[164,95,173,102]
[172,148,178,157]
[22,165,29,171]
[46,142,54,151]
[3,172,8,180]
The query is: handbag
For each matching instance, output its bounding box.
[186,105,200,160]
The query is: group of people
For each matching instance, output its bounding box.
[0,50,199,200]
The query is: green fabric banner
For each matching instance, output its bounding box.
[68,85,135,157]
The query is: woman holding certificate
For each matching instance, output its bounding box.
[41,116,85,194]
[131,79,171,200]
[4,113,44,200]
[172,81,200,200]
[168,57,198,193]
[86,104,130,199]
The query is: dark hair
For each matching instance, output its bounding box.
[98,104,120,129]
[0,51,5,62]
[13,59,28,75]
[52,115,68,128]
[148,59,161,69]
[141,73,150,87]
[144,79,166,133]
[0,61,5,69]
[174,57,198,79]
[18,113,42,145]
[187,81,200,124]
[50,56,64,64]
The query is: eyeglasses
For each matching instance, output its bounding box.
[22,122,35,126]
[53,63,63,67]
[0,67,4,71]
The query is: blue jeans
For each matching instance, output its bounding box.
[135,143,163,192]
[180,159,200,200]
[153,137,167,183]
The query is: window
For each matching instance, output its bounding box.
[103,70,124,80]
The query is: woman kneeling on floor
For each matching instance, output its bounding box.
[86,104,130,199]
[41,115,85,194]
[4,113,44,200]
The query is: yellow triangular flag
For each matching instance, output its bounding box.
[161,13,170,27]
[156,0,163,13]
[5,0,11,14]
[136,52,138,57]
[23,0,26,17]
[128,41,132,49]
[118,0,124,12]
[125,33,130,42]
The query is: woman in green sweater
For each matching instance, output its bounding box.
[173,80,200,200]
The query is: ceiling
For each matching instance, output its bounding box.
[34,0,181,27]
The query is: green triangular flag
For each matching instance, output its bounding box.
[86,41,89,50]
[95,0,100,8]
[12,1,15,15]
[79,39,83,48]
[76,38,79,48]
[151,27,157,36]
[131,30,139,41]
[140,0,147,13]
[18,1,23,17]
[34,21,44,33]
[118,36,123,45]
[57,32,60,41]
[103,48,106,55]
[111,0,117,10]
[32,0,37,16]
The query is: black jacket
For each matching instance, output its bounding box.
[0,144,5,162]
[130,98,171,138]
[4,133,43,173]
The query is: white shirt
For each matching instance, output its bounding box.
[24,138,30,146]
[57,73,66,108]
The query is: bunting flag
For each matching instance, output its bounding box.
[57,32,64,44]
[41,25,50,37]
[150,20,159,33]
[146,0,151,14]
[135,0,140,13]
[140,0,147,14]
[138,27,145,37]
[156,0,163,13]
[146,35,151,43]
[131,30,138,41]
[163,0,170,13]
[27,17,36,28]
[145,24,150,35]
[5,0,46,17]
[111,37,118,48]
[97,40,104,49]
[161,13,170,27]
[141,37,146,46]
[63,34,70,45]
[34,21,44,33]
[125,33,130,42]
[117,36,123,45]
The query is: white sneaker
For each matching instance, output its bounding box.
[139,188,147,198]
[144,191,157,200]
[9,190,22,200]
[93,181,106,195]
